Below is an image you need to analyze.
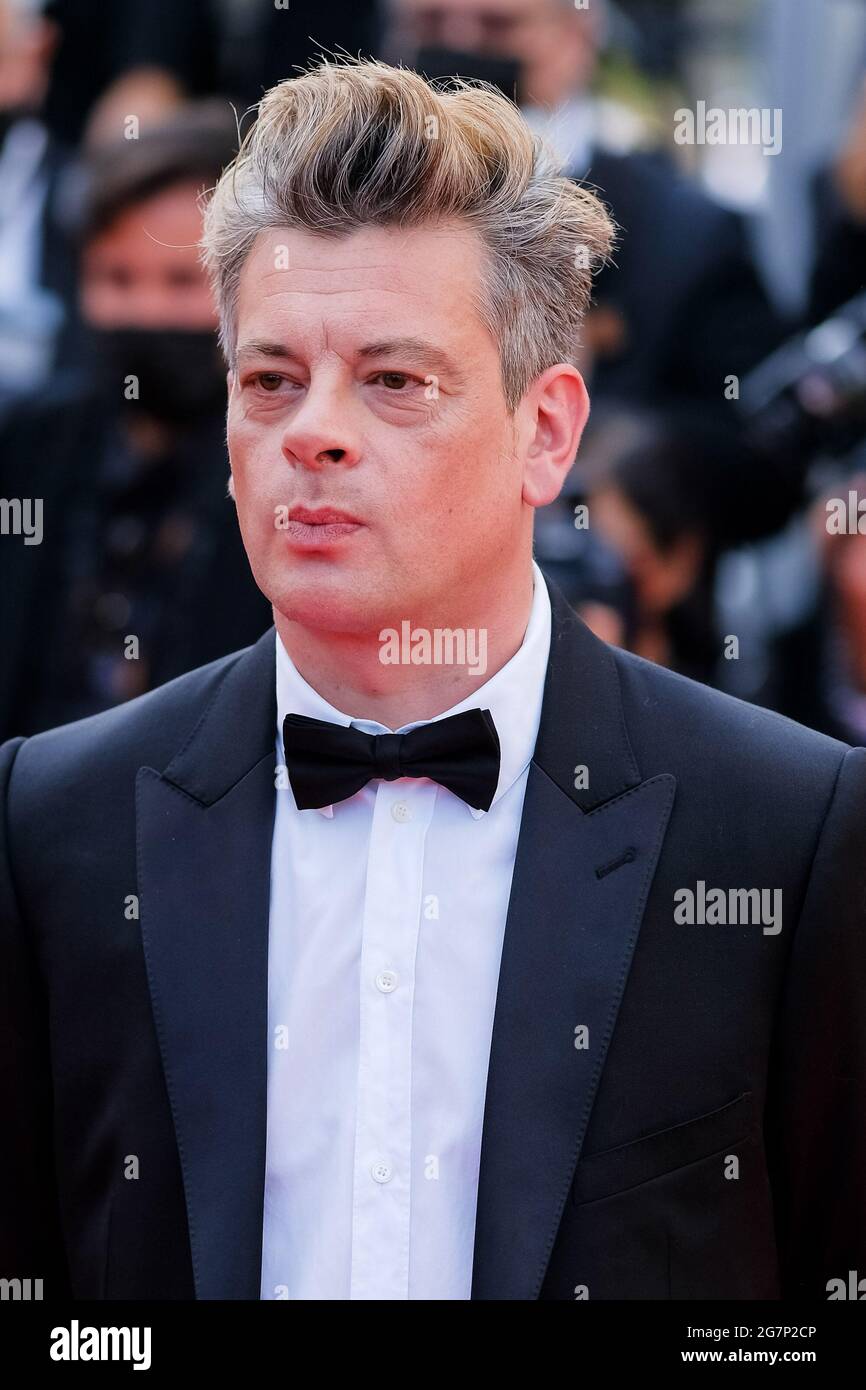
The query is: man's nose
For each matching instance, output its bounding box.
[280,386,359,470]
[282,438,353,469]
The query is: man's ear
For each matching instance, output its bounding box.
[521,365,590,509]
[226,471,236,501]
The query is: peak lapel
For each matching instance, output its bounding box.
[135,627,278,1299]
[471,578,676,1299]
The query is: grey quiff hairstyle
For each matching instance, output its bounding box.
[200,56,616,412]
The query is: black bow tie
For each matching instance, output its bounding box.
[282,708,501,812]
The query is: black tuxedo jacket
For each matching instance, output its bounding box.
[2,574,865,1300]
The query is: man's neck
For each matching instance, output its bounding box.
[274,568,536,729]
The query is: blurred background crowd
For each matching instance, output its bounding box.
[1,0,865,745]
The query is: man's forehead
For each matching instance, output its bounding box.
[236,223,486,325]
[242,222,481,274]
[234,226,496,370]
[401,0,538,17]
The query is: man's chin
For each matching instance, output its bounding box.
[269,570,389,638]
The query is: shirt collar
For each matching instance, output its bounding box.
[275,559,552,818]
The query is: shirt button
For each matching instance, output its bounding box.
[376,970,399,993]
[391,801,412,823]
[371,1161,392,1184]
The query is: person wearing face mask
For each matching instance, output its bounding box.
[0,103,272,740]
[387,0,787,408]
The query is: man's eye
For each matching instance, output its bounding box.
[374,372,414,390]
[253,373,285,392]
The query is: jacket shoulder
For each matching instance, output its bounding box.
[611,644,854,786]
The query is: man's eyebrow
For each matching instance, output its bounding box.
[236,340,295,362]
[357,338,464,381]
[235,336,467,382]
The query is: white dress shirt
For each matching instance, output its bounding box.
[260,561,552,1299]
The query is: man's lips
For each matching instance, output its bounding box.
[283,506,364,546]
[288,506,363,526]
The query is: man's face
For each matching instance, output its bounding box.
[227,222,529,634]
[396,0,594,108]
[0,1,55,113]
[403,0,549,53]
[81,180,217,330]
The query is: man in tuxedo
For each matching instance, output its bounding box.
[1,57,865,1302]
